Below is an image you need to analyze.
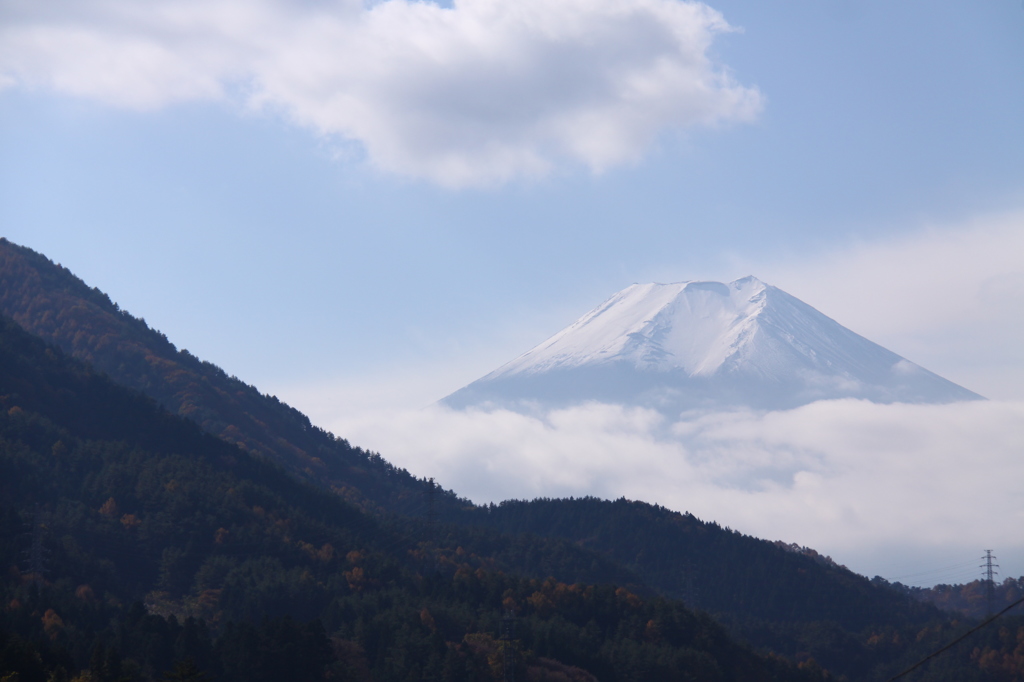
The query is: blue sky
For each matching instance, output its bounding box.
[2,0,1023,580]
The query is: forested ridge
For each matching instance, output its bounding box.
[0,238,454,516]
[3,238,1024,681]
[0,314,818,682]
[457,498,952,677]
[903,578,1024,621]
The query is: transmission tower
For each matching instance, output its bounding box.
[981,550,999,615]
[501,610,517,682]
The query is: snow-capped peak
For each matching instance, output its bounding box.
[488,276,775,378]
[443,277,983,412]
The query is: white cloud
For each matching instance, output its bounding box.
[257,209,1024,583]
[0,0,761,186]
[326,399,1024,581]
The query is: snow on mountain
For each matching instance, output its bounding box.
[443,277,984,413]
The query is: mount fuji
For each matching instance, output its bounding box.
[443,277,983,413]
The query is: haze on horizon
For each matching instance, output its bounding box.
[1,0,1023,583]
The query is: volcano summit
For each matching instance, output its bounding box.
[443,277,983,413]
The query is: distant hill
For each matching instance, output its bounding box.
[0,237,450,515]
[444,277,983,412]
[458,497,948,678]
[904,577,1024,621]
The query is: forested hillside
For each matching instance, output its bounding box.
[905,578,1024,621]
[460,498,948,676]
[4,239,1023,681]
[0,238,451,516]
[0,314,818,682]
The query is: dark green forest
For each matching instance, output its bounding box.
[0,313,815,682]
[903,578,1024,621]
[3,237,1024,682]
[0,238,455,516]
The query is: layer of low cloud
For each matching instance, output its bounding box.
[269,210,1024,582]
[325,399,1024,581]
[0,0,761,186]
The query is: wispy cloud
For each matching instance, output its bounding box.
[324,399,1024,580]
[0,0,761,186]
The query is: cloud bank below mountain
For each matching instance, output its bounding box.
[266,208,1024,582]
[0,0,761,186]
[328,398,1024,582]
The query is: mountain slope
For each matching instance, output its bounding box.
[445,277,982,412]
[0,241,992,679]
[0,237,451,515]
[458,497,955,678]
[0,312,821,682]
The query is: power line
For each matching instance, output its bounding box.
[886,593,1024,682]
[889,559,982,583]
